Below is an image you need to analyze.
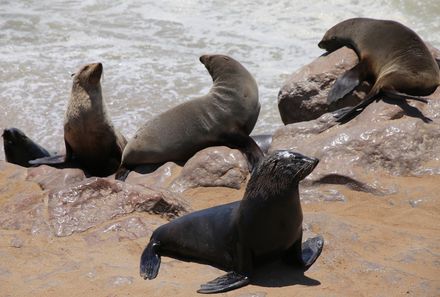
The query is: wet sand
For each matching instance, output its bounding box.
[1,168,439,297]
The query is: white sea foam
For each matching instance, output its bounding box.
[0,0,439,159]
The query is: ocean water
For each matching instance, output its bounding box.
[1,0,439,159]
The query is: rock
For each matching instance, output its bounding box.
[170,146,249,192]
[26,165,86,190]
[125,162,181,190]
[278,45,440,124]
[272,84,440,195]
[48,177,190,237]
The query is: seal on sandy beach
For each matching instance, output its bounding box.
[139,150,324,294]
[318,18,440,123]
[2,127,51,167]
[33,63,127,176]
[116,54,263,180]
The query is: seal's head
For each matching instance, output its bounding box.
[246,150,319,197]
[199,54,245,81]
[318,18,362,54]
[72,62,103,87]
[2,128,28,147]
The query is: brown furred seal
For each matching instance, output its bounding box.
[318,18,440,123]
[63,63,127,176]
[116,54,263,180]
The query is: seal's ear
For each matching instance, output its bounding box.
[436,58,440,69]
[70,73,75,77]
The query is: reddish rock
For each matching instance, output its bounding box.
[27,165,86,190]
[48,177,190,237]
[170,146,249,192]
[125,162,181,190]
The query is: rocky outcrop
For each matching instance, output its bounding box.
[278,45,440,124]
[0,161,190,237]
[124,146,249,193]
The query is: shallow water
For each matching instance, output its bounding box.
[1,0,439,158]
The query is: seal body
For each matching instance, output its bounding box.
[117,55,262,179]
[140,150,324,294]
[2,128,50,167]
[318,18,440,122]
[64,63,127,176]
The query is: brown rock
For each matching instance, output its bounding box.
[48,177,190,237]
[272,85,440,194]
[170,146,249,192]
[125,162,181,190]
[26,165,86,190]
[278,45,440,124]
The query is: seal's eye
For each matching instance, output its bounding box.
[223,57,230,61]
[331,36,337,41]
[70,73,75,77]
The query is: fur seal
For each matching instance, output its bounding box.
[2,128,51,167]
[318,18,440,122]
[116,54,263,180]
[140,150,324,294]
[33,63,127,176]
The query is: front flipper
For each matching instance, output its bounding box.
[301,235,324,269]
[197,271,250,294]
[29,154,66,165]
[328,62,365,104]
[140,240,161,280]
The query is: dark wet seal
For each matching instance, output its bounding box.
[139,150,324,294]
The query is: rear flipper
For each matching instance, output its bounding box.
[140,240,161,280]
[382,89,428,103]
[301,235,324,269]
[197,271,250,294]
[222,132,264,172]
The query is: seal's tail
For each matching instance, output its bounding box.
[140,240,161,280]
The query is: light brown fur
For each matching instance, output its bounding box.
[64,63,126,176]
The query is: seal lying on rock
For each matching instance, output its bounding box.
[318,18,440,123]
[140,150,324,294]
[116,54,263,180]
[31,63,127,176]
[2,128,51,167]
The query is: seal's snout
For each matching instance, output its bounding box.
[199,55,210,65]
[318,40,324,49]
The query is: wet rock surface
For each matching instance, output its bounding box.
[273,45,440,195]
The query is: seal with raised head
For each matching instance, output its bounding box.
[318,18,440,122]
[31,63,127,176]
[116,54,263,180]
[140,150,324,294]
[2,127,51,167]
